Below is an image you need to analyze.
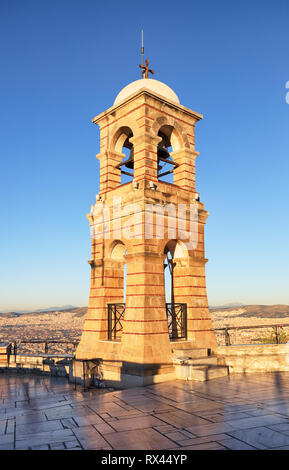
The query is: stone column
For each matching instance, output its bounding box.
[120,251,174,382]
[171,148,198,193]
[130,134,161,184]
[76,258,125,358]
[173,255,217,349]
[98,150,124,195]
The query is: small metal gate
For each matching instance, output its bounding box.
[107,302,187,341]
[166,303,187,340]
[107,303,125,341]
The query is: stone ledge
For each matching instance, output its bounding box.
[217,344,289,374]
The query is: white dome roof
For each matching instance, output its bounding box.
[114,78,180,105]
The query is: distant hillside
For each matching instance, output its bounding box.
[210,304,289,319]
[210,303,244,310]
[0,312,22,318]
[1,305,289,320]
[70,307,88,317]
[0,307,88,319]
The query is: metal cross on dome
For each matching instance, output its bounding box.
[139,59,155,79]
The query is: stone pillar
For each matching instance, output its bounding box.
[98,150,124,195]
[130,134,161,184]
[120,252,174,384]
[173,256,217,349]
[76,258,124,358]
[172,148,198,193]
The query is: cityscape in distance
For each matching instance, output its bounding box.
[1,304,289,355]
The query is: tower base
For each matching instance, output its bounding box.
[71,358,176,389]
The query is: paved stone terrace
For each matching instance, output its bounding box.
[2,372,289,450]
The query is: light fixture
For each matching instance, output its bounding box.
[149,181,157,190]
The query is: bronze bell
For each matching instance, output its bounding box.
[124,147,134,170]
[123,144,171,172]
[157,144,170,161]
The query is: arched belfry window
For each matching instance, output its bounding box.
[115,127,134,185]
[157,126,179,183]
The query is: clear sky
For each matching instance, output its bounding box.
[0,0,289,311]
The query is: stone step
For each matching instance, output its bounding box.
[172,348,209,359]
[173,356,219,366]
[175,363,229,382]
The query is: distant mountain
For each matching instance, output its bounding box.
[33,305,77,313]
[0,312,22,318]
[0,306,87,318]
[0,305,78,315]
[210,304,289,319]
[2,304,289,321]
[210,303,245,310]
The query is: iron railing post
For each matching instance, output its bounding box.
[275,326,280,344]
[225,328,231,346]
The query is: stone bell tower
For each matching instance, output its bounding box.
[75,70,217,388]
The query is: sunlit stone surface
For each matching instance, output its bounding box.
[1,372,289,449]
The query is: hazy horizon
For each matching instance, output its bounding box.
[1,0,289,310]
[2,301,289,314]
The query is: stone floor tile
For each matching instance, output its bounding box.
[50,442,66,450]
[104,428,176,450]
[175,441,227,450]
[185,421,235,437]
[93,422,116,434]
[0,433,15,449]
[153,424,178,434]
[0,419,7,435]
[15,428,74,448]
[109,415,165,432]
[163,430,194,443]
[31,444,50,450]
[116,410,147,419]
[16,419,63,437]
[228,426,289,449]
[203,412,250,423]
[64,439,82,449]
[154,410,210,429]
[0,442,14,450]
[73,414,103,427]
[217,437,257,450]
[45,405,91,420]
[61,418,78,429]
[177,433,232,447]
[123,398,175,413]
[267,422,289,432]
[16,411,48,425]
[72,426,110,450]
[6,419,14,434]
[226,414,287,430]
[65,446,83,450]
[3,372,289,450]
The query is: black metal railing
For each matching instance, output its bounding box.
[107,303,126,341]
[213,323,289,346]
[166,303,187,340]
[0,340,78,356]
[107,302,188,342]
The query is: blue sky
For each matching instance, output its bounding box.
[0,0,288,310]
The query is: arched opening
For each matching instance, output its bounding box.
[157,125,180,183]
[110,241,127,302]
[111,241,126,261]
[113,127,134,185]
[109,241,127,340]
[164,240,188,341]
[164,248,174,304]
